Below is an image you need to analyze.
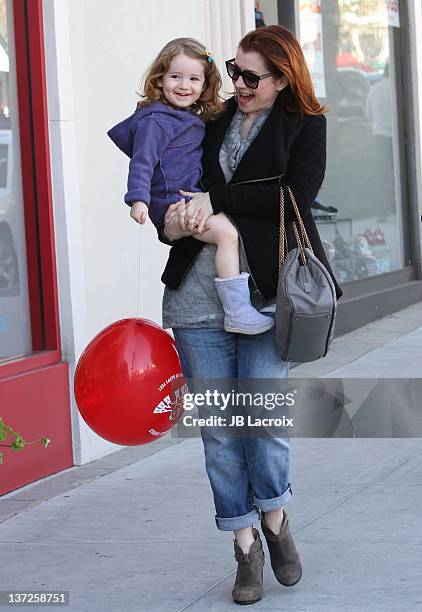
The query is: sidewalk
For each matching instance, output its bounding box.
[1,302,422,611]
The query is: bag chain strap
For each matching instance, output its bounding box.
[286,185,313,251]
[278,185,313,271]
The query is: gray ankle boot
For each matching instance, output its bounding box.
[261,510,302,587]
[214,273,274,334]
[232,528,265,605]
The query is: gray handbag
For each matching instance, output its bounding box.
[275,185,337,363]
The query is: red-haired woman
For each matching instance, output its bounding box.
[161,25,342,605]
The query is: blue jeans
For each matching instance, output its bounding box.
[173,316,292,531]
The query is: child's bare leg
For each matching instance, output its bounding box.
[193,213,274,335]
[193,212,239,278]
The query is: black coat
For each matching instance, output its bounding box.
[160,90,343,301]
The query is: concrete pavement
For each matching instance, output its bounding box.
[1,302,422,611]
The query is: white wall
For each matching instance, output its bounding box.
[66,0,210,337]
[44,0,254,465]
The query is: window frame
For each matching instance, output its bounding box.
[0,0,61,377]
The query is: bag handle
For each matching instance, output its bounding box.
[278,185,314,270]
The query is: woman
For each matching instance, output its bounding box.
[160,25,343,605]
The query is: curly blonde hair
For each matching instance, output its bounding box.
[137,38,224,122]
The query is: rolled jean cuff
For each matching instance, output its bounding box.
[215,508,261,531]
[253,483,293,512]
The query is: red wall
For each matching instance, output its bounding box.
[0,362,73,495]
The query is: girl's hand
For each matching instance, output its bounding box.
[130,201,149,224]
[164,199,209,241]
[179,190,213,234]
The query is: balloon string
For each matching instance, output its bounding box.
[137,225,142,314]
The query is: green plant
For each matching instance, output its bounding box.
[0,417,50,464]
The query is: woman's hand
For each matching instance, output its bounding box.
[163,199,210,241]
[179,190,214,234]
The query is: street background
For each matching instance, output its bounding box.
[1,301,422,611]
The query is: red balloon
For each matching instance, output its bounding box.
[74,318,186,445]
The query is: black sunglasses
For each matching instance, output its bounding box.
[225,58,273,89]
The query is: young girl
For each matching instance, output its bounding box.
[108,38,273,334]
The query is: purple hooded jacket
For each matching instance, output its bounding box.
[107,101,205,229]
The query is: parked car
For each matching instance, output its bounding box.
[337,67,383,119]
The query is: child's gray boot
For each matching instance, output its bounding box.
[214,273,274,335]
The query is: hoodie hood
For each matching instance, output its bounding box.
[107,101,202,158]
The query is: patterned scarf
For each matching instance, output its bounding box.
[221,104,273,175]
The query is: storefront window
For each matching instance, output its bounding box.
[257,0,408,284]
[298,0,407,283]
[0,0,31,360]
